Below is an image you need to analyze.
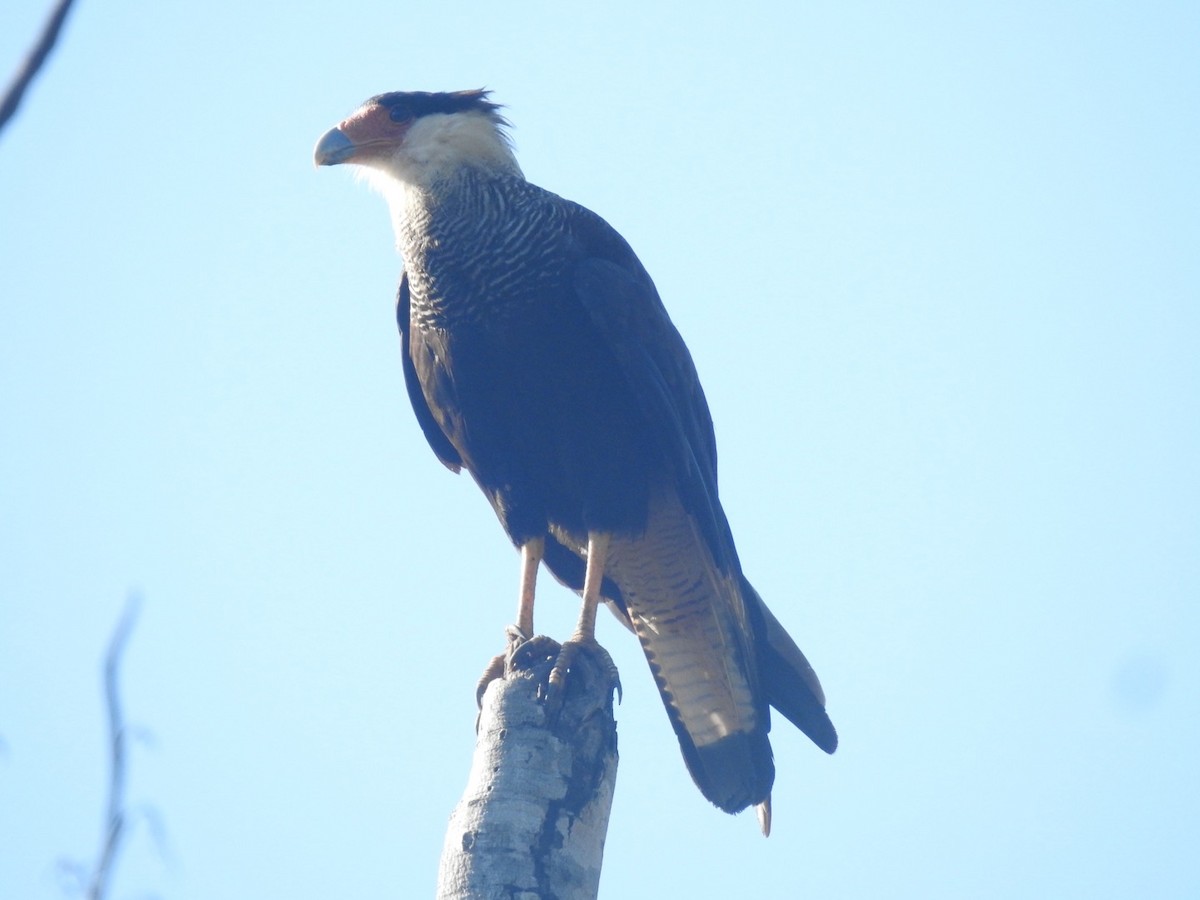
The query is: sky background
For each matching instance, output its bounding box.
[2,1,1198,897]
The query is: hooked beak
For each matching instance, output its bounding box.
[314,126,357,166]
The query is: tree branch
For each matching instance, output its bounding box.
[437,637,619,900]
[86,597,139,900]
[0,0,81,138]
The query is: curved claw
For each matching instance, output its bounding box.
[474,653,507,710]
[475,624,534,714]
[545,636,622,717]
[511,633,561,669]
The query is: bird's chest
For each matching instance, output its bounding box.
[408,268,650,468]
[411,286,606,427]
[401,198,568,333]
[410,278,620,459]
[398,196,662,536]
[412,302,658,538]
[406,260,561,336]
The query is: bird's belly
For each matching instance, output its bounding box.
[439,314,666,542]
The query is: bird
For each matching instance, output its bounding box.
[314,90,835,832]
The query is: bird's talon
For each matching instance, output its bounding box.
[475,623,538,711]
[503,623,530,649]
[474,653,506,710]
[544,637,619,717]
[511,634,560,670]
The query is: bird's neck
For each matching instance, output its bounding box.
[389,165,527,255]
[404,110,522,184]
[394,167,549,329]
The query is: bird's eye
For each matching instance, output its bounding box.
[388,106,412,123]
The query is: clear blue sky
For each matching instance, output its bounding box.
[2,2,1197,897]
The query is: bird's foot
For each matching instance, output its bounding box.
[545,633,622,717]
[475,624,532,709]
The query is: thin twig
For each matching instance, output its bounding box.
[0,0,80,138]
[86,597,139,900]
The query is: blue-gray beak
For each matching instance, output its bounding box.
[314,127,356,166]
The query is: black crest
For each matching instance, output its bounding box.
[368,89,507,126]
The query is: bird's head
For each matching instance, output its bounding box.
[314,89,520,190]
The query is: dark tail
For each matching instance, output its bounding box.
[604,495,779,816]
[642,649,776,814]
[744,578,838,754]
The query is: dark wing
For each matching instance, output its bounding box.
[535,201,727,618]
[563,203,734,572]
[744,576,838,753]
[559,202,838,766]
[556,204,780,810]
[396,273,462,472]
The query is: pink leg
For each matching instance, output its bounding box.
[475,536,544,708]
[546,532,620,710]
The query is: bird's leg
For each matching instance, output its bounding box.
[514,535,541,640]
[546,531,621,711]
[476,536,544,708]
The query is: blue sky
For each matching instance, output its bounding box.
[2,1,1197,897]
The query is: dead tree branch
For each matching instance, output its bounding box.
[437,637,619,900]
[0,0,81,138]
[86,597,139,900]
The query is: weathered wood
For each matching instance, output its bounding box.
[437,637,619,900]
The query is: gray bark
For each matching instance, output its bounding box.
[437,638,619,900]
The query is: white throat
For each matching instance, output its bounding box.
[388,110,520,187]
[358,109,523,248]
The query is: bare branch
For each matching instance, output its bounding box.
[0,0,81,138]
[86,596,140,900]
